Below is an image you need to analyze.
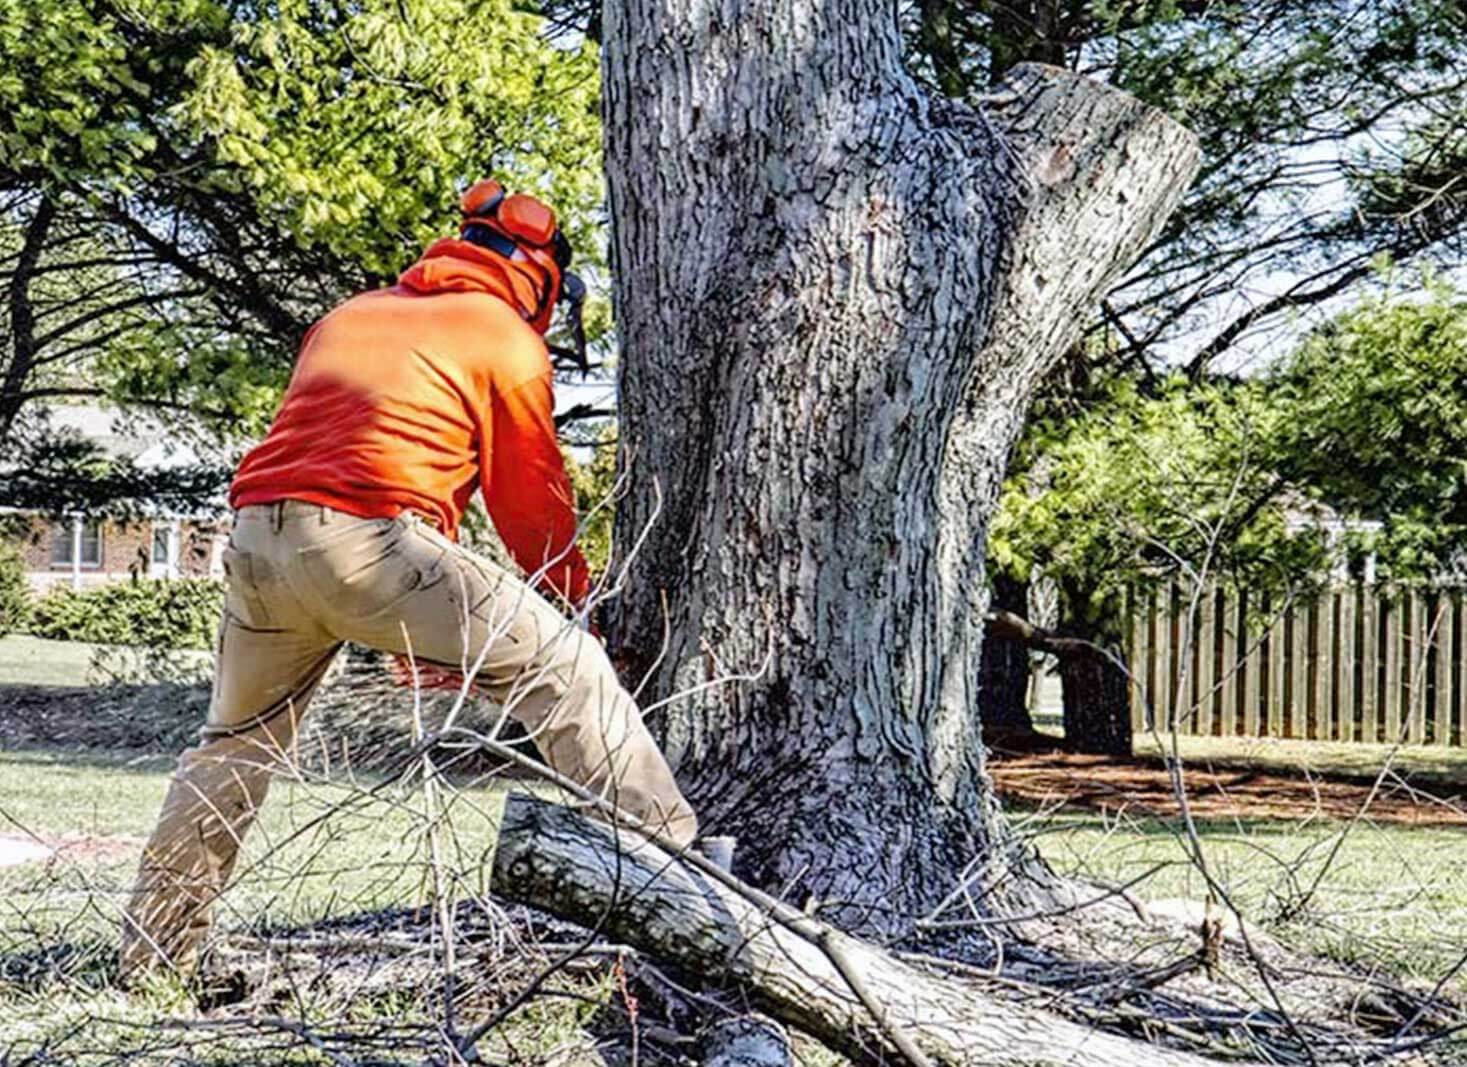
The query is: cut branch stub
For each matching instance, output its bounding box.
[491,795,1259,1067]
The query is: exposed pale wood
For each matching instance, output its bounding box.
[491,795,1246,1067]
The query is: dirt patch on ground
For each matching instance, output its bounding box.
[989,743,1467,824]
[0,683,209,754]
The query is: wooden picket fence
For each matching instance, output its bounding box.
[1126,583,1467,745]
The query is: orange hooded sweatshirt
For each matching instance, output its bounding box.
[230,238,591,607]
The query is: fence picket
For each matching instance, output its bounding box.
[1267,593,1286,739]
[1289,602,1307,739]
[1449,592,1461,751]
[1194,588,1215,736]
[1220,588,1239,738]
[1120,582,1467,746]
[1360,586,1378,745]
[1434,595,1453,747]
[1409,591,1428,745]
[1245,590,1263,737]
[1338,589,1357,743]
[1384,593,1401,744]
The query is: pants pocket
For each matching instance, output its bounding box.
[221,545,276,629]
[298,520,434,621]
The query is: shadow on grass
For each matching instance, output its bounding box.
[0,665,543,781]
[0,935,118,995]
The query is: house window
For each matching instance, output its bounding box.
[150,523,180,577]
[52,519,102,567]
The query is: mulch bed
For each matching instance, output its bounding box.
[988,739,1467,825]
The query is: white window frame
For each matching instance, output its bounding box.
[149,521,181,579]
[51,517,102,569]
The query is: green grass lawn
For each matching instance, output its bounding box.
[3,644,1467,1061]
[0,748,508,939]
[0,747,527,1062]
[0,634,211,689]
[0,635,99,687]
[1021,806,1467,989]
[1134,729,1467,785]
[3,745,1464,984]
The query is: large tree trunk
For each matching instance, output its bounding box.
[1057,633,1132,758]
[603,0,1199,932]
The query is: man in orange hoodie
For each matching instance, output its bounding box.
[119,182,698,979]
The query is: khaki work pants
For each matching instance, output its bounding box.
[120,501,696,978]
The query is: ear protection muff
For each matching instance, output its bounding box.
[458,179,590,372]
[460,179,505,218]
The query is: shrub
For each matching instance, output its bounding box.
[29,578,224,650]
[0,540,31,637]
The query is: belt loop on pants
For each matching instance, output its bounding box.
[271,500,285,533]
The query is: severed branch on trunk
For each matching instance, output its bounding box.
[490,794,1262,1067]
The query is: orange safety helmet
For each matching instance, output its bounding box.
[459,179,588,369]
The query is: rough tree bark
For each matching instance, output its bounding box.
[603,0,1199,930]
[1057,585,1133,758]
[977,573,1035,742]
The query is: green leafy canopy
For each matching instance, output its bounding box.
[0,0,602,445]
[1268,275,1467,580]
[989,376,1330,621]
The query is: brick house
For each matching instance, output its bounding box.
[13,513,225,592]
[5,406,228,592]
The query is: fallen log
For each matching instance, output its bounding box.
[489,795,1263,1067]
